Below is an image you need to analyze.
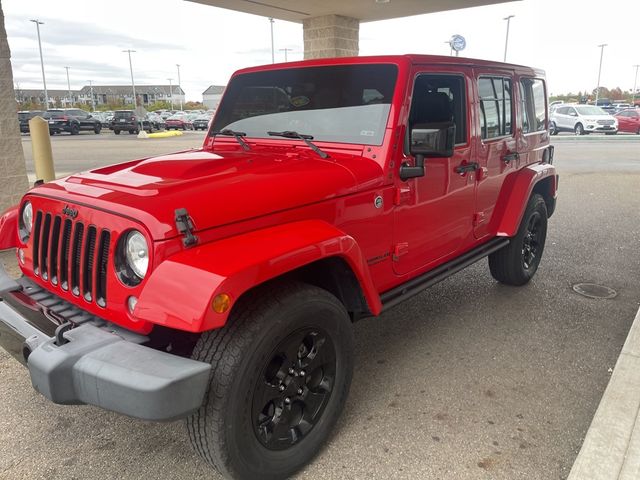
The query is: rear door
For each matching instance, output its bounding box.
[473,71,517,239]
[516,77,549,166]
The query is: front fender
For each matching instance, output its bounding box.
[135,220,381,332]
[0,206,18,251]
[494,163,558,237]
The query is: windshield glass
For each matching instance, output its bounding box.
[212,64,398,146]
[576,106,607,116]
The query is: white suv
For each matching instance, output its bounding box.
[549,104,618,135]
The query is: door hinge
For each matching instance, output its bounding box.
[392,242,409,261]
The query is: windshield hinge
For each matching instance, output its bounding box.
[175,208,198,248]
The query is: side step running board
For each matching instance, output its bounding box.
[380,237,510,311]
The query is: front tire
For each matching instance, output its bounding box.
[488,194,548,286]
[70,123,80,135]
[574,123,585,135]
[94,124,101,134]
[186,282,354,480]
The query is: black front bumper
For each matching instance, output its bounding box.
[0,265,211,421]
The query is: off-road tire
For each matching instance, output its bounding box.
[574,123,584,135]
[186,282,354,480]
[488,193,548,286]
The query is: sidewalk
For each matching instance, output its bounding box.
[568,306,640,479]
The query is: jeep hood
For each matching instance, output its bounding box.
[33,149,382,240]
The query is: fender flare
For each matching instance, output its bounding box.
[494,163,558,238]
[135,220,381,332]
[0,206,18,251]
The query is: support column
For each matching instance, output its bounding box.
[0,3,28,213]
[303,15,359,59]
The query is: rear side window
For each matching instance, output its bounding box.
[520,78,547,132]
[478,77,512,140]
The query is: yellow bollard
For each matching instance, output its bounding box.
[29,116,55,182]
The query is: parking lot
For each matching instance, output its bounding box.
[1,133,639,480]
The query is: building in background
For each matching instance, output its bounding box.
[15,85,185,109]
[202,85,225,110]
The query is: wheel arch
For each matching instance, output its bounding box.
[134,220,382,333]
[494,163,558,238]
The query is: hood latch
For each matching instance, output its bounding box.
[175,208,198,248]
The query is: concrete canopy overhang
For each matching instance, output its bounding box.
[186,0,518,23]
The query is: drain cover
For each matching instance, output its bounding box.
[572,283,618,299]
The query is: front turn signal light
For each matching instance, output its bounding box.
[212,294,231,314]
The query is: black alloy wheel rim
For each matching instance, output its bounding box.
[252,327,337,451]
[522,212,542,271]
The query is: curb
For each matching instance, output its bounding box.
[568,306,640,479]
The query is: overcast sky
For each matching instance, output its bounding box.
[3,0,639,101]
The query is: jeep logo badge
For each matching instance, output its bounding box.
[62,205,78,218]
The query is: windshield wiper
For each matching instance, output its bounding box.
[267,131,329,159]
[212,129,250,151]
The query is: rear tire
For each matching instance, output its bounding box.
[70,123,80,135]
[114,129,120,135]
[94,124,101,134]
[549,121,558,135]
[186,282,354,480]
[488,194,548,286]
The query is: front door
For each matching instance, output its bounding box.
[393,70,476,276]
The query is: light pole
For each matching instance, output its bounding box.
[30,19,49,108]
[503,15,515,62]
[633,64,640,105]
[64,66,72,107]
[88,80,95,112]
[279,48,292,62]
[176,64,183,110]
[122,49,137,108]
[168,78,173,110]
[269,17,275,63]
[595,44,607,106]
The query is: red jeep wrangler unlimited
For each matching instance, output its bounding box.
[0,55,557,480]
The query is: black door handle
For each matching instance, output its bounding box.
[455,162,479,174]
[502,152,520,163]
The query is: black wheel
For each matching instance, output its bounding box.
[549,121,558,135]
[114,129,120,135]
[187,282,354,480]
[574,123,585,135]
[94,124,101,134]
[488,194,548,286]
[70,123,80,135]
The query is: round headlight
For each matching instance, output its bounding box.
[125,230,149,279]
[22,201,33,234]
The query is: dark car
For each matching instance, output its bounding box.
[192,115,211,131]
[112,110,153,134]
[145,112,166,131]
[18,110,44,133]
[44,109,102,135]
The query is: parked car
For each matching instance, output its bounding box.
[145,112,166,131]
[614,109,640,134]
[43,108,102,135]
[612,103,632,113]
[165,113,193,130]
[549,104,618,135]
[0,55,557,480]
[88,112,110,128]
[17,110,44,133]
[111,110,153,134]
[192,115,211,130]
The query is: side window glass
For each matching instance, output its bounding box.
[520,78,546,132]
[408,74,467,145]
[478,76,512,140]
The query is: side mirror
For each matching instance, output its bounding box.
[400,124,455,181]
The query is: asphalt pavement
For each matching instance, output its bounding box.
[1,133,639,480]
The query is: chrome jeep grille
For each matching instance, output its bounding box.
[32,210,110,307]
